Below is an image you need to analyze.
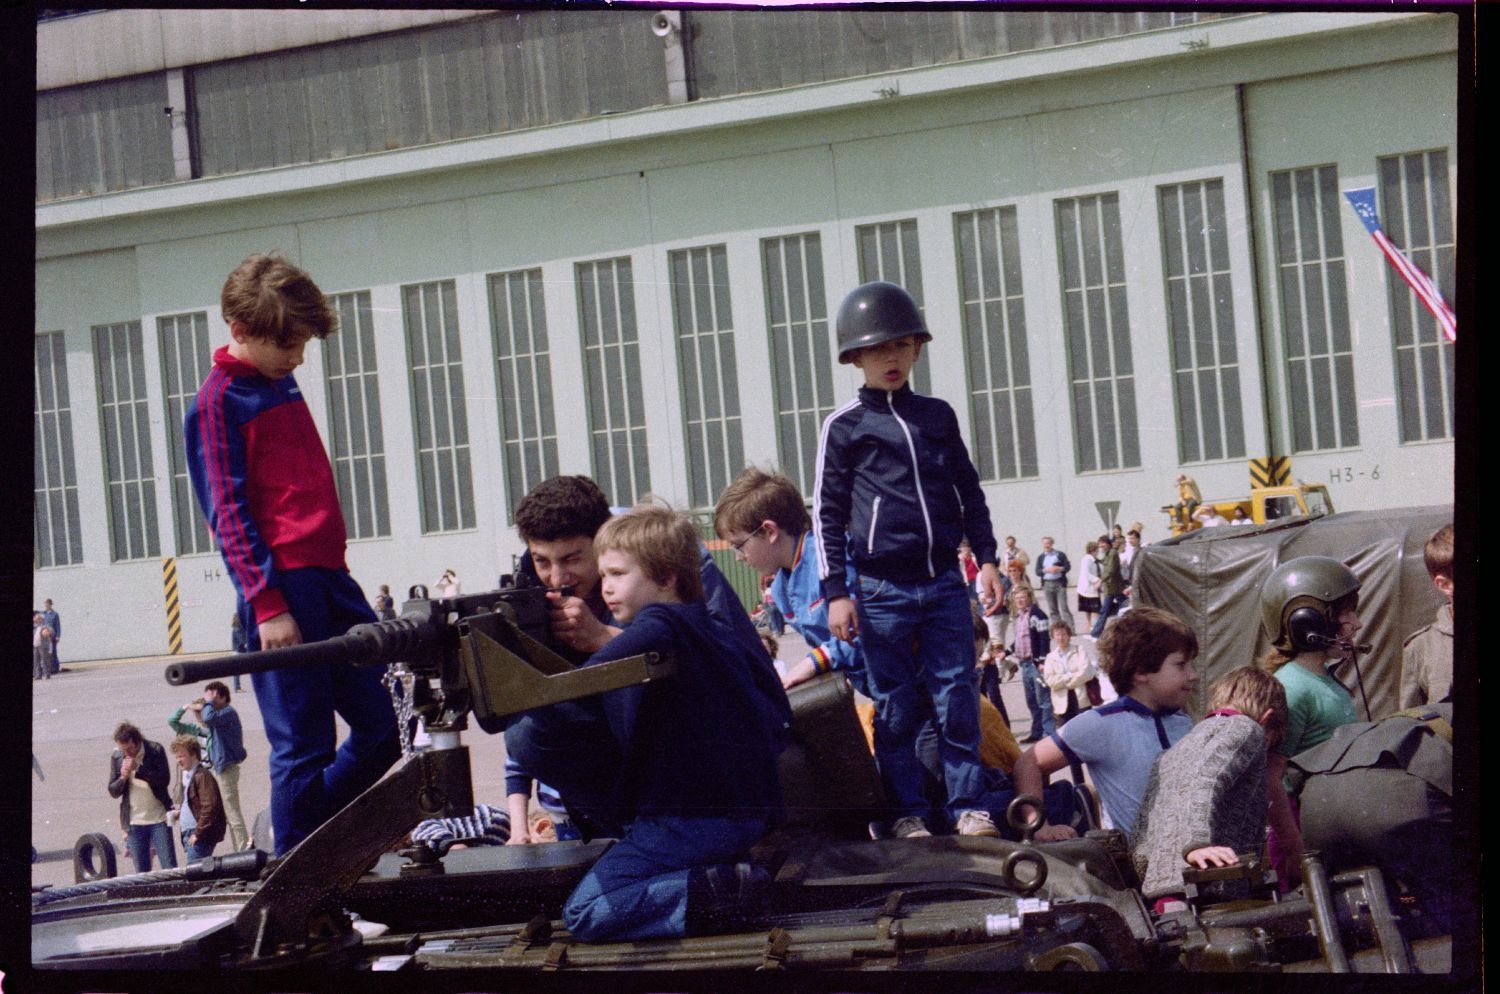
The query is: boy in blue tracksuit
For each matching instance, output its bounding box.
[507,504,786,942]
[814,281,1004,838]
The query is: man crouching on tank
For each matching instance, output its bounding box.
[506,503,786,941]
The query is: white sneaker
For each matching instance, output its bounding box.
[891,816,932,839]
[956,810,1001,837]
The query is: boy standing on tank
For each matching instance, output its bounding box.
[185,253,398,855]
[814,281,1004,837]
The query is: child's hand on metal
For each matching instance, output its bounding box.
[1185,846,1239,869]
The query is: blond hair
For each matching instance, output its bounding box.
[1208,666,1289,749]
[594,503,704,603]
[221,252,337,347]
[170,734,203,760]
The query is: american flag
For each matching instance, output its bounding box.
[1343,187,1456,343]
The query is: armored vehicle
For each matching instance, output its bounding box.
[32,569,1459,975]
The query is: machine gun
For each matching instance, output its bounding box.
[165,577,674,735]
[150,576,676,962]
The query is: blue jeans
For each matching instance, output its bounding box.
[563,814,767,942]
[126,821,177,873]
[1090,593,1127,639]
[1018,659,1055,738]
[505,697,627,838]
[181,827,216,861]
[855,569,985,818]
[977,664,1009,726]
[244,568,401,855]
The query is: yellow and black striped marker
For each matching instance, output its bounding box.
[1250,455,1291,489]
[162,557,183,655]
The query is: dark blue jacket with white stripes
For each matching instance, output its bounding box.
[813,384,998,601]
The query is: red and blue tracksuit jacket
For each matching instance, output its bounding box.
[185,346,349,624]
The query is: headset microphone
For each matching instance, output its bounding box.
[1305,632,1372,655]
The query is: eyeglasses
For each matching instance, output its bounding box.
[730,525,767,555]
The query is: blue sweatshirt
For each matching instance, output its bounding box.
[591,602,785,821]
[814,383,997,600]
[519,527,792,747]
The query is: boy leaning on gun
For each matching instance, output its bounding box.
[514,504,785,942]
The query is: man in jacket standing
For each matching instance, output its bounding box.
[169,735,227,860]
[1034,536,1074,630]
[107,722,177,872]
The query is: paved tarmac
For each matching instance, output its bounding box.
[30,631,1048,894]
[29,648,520,893]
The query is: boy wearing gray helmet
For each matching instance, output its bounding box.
[813,281,1003,838]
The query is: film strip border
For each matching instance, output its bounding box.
[162,557,183,654]
[1250,455,1290,489]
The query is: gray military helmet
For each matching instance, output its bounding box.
[1260,555,1361,653]
[835,281,932,363]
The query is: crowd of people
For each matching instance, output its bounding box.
[89,257,1453,943]
[106,679,251,871]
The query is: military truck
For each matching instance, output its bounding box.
[1136,505,1449,721]
[31,572,1460,975]
[1163,481,1334,536]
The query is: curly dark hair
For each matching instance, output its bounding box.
[514,476,613,544]
[1098,606,1198,694]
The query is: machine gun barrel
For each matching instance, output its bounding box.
[165,615,449,686]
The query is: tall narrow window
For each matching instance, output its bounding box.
[326,291,391,539]
[1271,164,1359,452]
[93,320,161,560]
[954,206,1039,480]
[762,232,834,496]
[489,269,559,521]
[1379,149,1455,442]
[855,219,931,395]
[1158,179,1246,463]
[577,257,651,508]
[403,279,475,533]
[158,311,216,555]
[35,332,83,567]
[670,245,744,509]
[1055,192,1141,472]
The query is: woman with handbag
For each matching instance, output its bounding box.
[1041,620,1102,726]
[1040,620,1101,784]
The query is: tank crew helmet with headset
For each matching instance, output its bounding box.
[1260,556,1361,655]
[835,281,932,364]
